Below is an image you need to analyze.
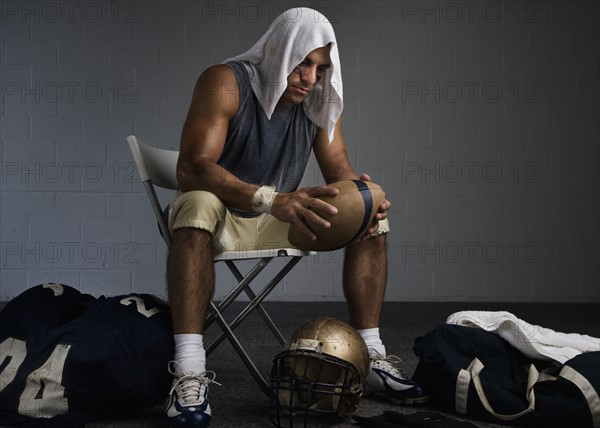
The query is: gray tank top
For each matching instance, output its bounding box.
[219,61,318,217]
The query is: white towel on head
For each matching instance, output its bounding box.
[446,310,600,364]
[223,7,343,142]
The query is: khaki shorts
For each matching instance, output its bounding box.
[168,190,389,252]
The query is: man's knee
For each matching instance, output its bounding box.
[172,227,213,247]
[168,228,215,269]
[345,233,387,259]
[364,232,387,250]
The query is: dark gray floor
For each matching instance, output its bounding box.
[77,301,599,428]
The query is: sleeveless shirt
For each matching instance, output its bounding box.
[219,61,318,217]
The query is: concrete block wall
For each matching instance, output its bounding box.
[1,0,598,302]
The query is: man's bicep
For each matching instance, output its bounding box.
[180,111,229,163]
[179,65,239,163]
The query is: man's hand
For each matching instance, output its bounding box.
[271,185,339,241]
[358,173,392,239]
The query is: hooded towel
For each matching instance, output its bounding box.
[224,7,343,142]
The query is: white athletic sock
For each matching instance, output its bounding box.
[173,334,206,375]
[357,327,386,358]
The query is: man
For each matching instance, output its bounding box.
[165,8,426,428]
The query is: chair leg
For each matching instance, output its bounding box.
[208,301,271,396]
[222,259,297,346]
[204,258,272,329]
[204,256,304,396]
[206,256,303,355]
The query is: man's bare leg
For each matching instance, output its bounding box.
[344,234,427,403]
[343,234,387,330]
[165,227,215,428]
[167,227,215,334]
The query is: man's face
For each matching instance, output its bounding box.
[279,45,332,106]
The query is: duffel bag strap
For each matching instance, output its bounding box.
[455,358,539,421]
[559,365,600,428]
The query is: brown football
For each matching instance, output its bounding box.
[288,180,385,251]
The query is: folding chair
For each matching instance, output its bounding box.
[126,135,315,396]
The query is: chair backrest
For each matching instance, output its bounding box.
[127,135,179,190]
[127,135,179,246]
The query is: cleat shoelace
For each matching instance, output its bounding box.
[168,361,221,406]
[372,354,409,379]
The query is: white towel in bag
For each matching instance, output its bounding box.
[447,310,600,364]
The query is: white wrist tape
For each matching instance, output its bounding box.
[251,185,278,214]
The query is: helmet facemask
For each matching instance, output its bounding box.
[269,318,369,427]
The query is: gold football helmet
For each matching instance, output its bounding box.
[269,317,370,427]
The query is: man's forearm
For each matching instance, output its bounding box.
[177,159,259,212]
